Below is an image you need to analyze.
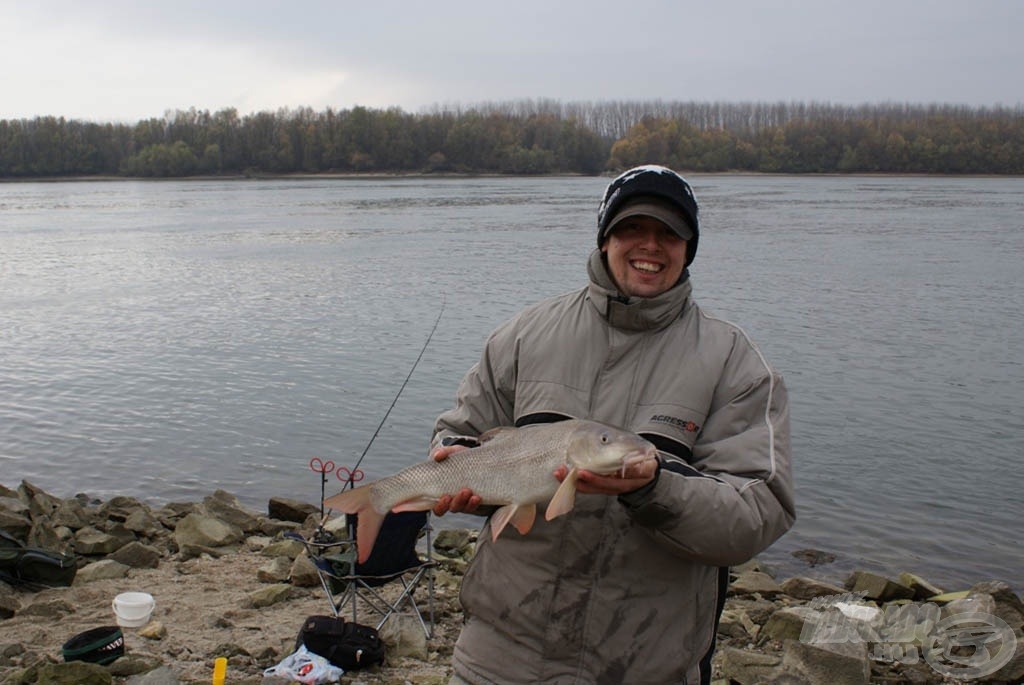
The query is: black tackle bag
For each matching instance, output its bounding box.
[0,530,77,589]
[295,615,385,670]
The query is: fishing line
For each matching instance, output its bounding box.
[342,295,447,490]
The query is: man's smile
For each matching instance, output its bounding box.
[630,259,663,274]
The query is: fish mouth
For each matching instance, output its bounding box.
[619,446,658,477]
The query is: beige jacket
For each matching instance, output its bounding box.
[434,250,795,684]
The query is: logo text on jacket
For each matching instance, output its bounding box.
[651,415,701,434]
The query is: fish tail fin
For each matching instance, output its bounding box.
[544,467,579,521]
[354,509,385,564]
[323,483,373,514]
[323,485,382,564]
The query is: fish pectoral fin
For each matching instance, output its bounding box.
[489,504,519,542]
[545,467,579,521]
[391,497,438,513]
[510,503,536,536]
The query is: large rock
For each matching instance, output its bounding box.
[124,664,179,683]
[109,541,162,569]
[846,571,914,602]
[783,639,870,685]
[173,513,244,549]
[267,497,318,523]
[27,516,65,551]
[780,576,846,600]
[898,572,944,600]
[96,495,148,524]
[970,580,1024,631]
[74,526,131,555]
[107,654,166,678]
[260,539,305,560]
[257,556,292,583]
[35,661,114,684]
[761,606,820,643]
[718,607,758,639]
[123,508,163,538]
[260,519,300,537]
[727,597,779,626]
[379,614,428,660]
[20,481,61,519]
[248,584,295,608]
[289,554,321,588]
[0,497,29,517]
[201,490,262,534]
[0,510,31,539]
[74,559,132,583]
[51,498,91,529]
[730,570,783,598]
[18,597,74,619]
[989,636,1024,683]
[944,591,997,618]
[719,647,783,684]
[433,528,474,558]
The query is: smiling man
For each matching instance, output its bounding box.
[597,168,695,298]
[431,165,795,685]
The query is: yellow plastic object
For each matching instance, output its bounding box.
[212,657,227,685]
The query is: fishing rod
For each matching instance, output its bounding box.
[342,295,447,490]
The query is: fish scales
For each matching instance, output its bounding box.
[368,423,576,513]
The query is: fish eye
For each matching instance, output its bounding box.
[600,433,609,444]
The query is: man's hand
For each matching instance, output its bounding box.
[429,444,483,515]
[553,457,658,496]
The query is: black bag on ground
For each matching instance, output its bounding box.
[0,530,77,589]
[295,615,385,670]
[62,626,125,665]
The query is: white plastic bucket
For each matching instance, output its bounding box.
[112,592,155,627]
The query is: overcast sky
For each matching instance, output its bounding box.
[2,0,1021,123]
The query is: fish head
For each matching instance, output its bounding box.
[566,421,658,475]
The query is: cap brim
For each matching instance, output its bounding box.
[605,200,693,241]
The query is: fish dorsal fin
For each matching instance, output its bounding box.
[479,426,517,444]
[545,467,579,520]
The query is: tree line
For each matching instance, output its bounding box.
[1,100,1021,178]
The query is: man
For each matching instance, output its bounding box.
[431,165,795,684]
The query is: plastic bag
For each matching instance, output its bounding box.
[263,644,344,684]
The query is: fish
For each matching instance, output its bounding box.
[323,419,658,562]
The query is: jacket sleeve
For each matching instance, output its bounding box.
[619,336,795,567]
[432,318,518,448]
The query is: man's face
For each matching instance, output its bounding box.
[601,215,688,298]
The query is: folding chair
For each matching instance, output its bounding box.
[291,511,436,639]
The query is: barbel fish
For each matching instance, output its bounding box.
[323,419,657,562]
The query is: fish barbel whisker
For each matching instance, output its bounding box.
[618,449,659,477]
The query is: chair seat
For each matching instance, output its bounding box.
[289,511,436,638]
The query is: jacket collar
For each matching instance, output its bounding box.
[586,248,691,331]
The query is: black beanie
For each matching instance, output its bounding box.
[597,166,700,266]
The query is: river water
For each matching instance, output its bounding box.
[1,174,1022,592]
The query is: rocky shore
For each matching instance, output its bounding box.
[1,480,1021,685]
